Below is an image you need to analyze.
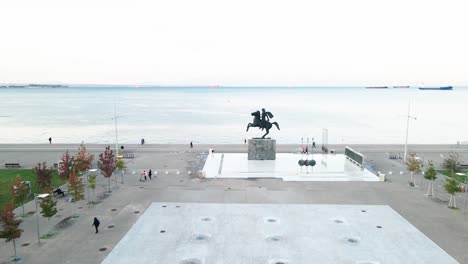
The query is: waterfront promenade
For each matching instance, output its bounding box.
[0,144,467,263]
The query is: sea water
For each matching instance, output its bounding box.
[0,86,466,144]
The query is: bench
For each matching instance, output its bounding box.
[55,216,73,228]
[123,152,134,159]
[5,163,21,168]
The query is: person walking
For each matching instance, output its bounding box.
[312,141,316,148]
[141,138,145,145]
[190,141,193,148]
[244,138,247,144]
[48,137,52,144]
[92,217,100,234]
[141,170,147,181]
[148,169,152,180]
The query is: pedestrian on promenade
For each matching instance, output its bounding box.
[244,138,247,144]
[190,141,193,148]
[312,141,316,148]
[305,146,308,153]
[148,169,152,180]
[92,217,100,234]
[141,138,145,145]
[49,137,52,144]
[142,170,147,181]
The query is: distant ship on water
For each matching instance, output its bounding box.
[365,86,388,89]
[392,86,410,88]
[418,86,453,90]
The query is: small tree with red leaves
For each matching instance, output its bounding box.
[8,175,29,216]
[73,143,94,175]
[98,146,115,193]
[68,171,84,203]
[33,162,54,192]
[0,201,23,262]
[59,150,74,180]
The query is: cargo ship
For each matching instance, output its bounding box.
[365,86,388,89]
[418,86,453,90]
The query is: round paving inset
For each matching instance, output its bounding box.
[21,243,30,247]
[180,258,201,264]
[78,207,83,209]
[134,211,140,214]
[201,217,211,222]
[347,238,359,244]
[176,205,180,208]
[376,226,382,229]
[162,205,167,208]
[139,187,144,189]
[267,218,277,223]
[99,248,107,252]
[160,230,166,233]
[108,225,115,229]
[361,210,367,212]
[193,234,210,241]
[266,236,282,242]
[111,209,117,212]
[334,219,344,223]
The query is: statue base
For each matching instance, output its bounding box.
[248,138,276,160]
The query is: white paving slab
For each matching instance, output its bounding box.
[102,203,458,264]
[203,153,378,181]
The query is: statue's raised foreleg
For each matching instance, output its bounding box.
[246,123,252,132]
[262,128,269,139]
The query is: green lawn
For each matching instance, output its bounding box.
[437,170,468,183]
[0,169,67,210]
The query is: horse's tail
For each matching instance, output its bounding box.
[272,122,280,130]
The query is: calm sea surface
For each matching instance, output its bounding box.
[0,86,467,144]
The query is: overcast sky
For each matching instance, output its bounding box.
[1,0,467,86]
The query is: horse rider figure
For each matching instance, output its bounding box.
[261,108,273,130]
[246,108,280,138]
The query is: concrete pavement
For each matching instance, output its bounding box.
[0,144,467,263]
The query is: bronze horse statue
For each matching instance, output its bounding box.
[246,110,280,138]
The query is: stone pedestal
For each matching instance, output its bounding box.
[248,138,276,160]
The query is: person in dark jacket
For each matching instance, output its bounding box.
[93,217,100,233]
[148,169,152,180]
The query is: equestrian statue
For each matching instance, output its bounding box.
[246,108,280,138]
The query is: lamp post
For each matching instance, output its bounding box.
[403,102,417,162]
[34,193,50,244]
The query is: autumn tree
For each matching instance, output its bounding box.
[59,150,74,180]
[40,195,57,232]
[33,162,54,192]
[98,146,115,193]
[442,152,461,175]
[8,175,29,216]
[424,162,437,197]
[0,201,23,262]
[405,152,421,186]
[68,171,84,202]
[88,174,97,203]
[445,178,461,208]
[73,143,94,175]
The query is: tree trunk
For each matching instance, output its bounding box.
[48,217,51,232]
[426,183,432,196]
[21,203,25,216]
[431,180,435,197]
[410,172,414,186]
[121,170,124,184]
[448,194,454,207]
[12,238,17,261]
[108,177,111,193]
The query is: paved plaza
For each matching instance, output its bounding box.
[0,144,467,264]
[103,203,457,264]
[203,153,379,181]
